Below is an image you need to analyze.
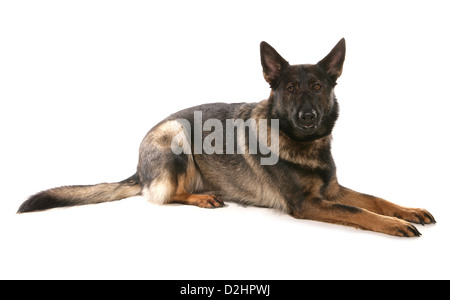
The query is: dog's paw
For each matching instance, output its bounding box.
[378,218,421,237]
[393,208,436,225]
[192,194,225,208]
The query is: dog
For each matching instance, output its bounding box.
[18,39,435,237]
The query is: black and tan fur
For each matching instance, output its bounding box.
[18,39,435,237]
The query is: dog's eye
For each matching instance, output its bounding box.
[286,85,295,93]
[313,82,321,91]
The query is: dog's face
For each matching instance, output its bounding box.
[261,39,345,139]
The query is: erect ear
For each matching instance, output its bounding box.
[318,38,346,82]
[260,41,289,88]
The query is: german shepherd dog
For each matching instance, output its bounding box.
[18,39,435,237]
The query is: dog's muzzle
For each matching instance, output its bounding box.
[297,109,319,134]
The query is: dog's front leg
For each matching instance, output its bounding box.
[289,197,422,237]
[332,186,436,225]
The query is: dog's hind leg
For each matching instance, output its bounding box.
[138,119,225,209]
[170,175,224,208]
[169,153,224,208]
[171,193,224,208]
[141,171,224,208]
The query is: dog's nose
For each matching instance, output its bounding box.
[299,109,317,122]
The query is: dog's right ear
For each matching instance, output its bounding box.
[260,41,289,88]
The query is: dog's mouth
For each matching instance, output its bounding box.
[299,124,318,134]
[292,119,320,135]
[301,124,317,130]
[291,120,319,135]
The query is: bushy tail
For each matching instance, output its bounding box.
[17,174,142,213]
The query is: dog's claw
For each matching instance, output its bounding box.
[399,224,420,237]
[395,208,436,225]
[408,225,421,237]
[424,212,436,224]
[213,195,225,207]
[415,213,425,226]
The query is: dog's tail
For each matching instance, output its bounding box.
[17,173,142,213]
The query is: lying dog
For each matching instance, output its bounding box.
[18,39,435,237]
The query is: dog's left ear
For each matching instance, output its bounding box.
[318,38,346,82]
[260,41,289,88]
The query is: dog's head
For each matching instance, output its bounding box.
[261,39,345,140]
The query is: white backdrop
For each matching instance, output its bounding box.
[1,0,449,279]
